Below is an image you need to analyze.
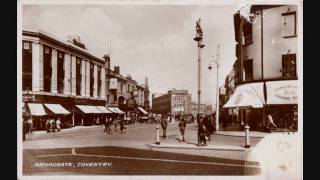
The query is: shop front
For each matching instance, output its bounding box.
[22,93,106,130]
[223,80,298,131]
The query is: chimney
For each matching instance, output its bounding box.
[103,54,110,70]
[114,66,120,74]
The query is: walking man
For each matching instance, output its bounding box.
[178,118,186,142]
[160,115,167,138]
[56,117,61,132]
[197,116,207,146]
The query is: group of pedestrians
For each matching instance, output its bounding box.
[45,117,61,133]
[104,116,126,134]
[158,114,214,146]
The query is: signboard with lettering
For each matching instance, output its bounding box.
[109,78,118,89]
[266,80,298,104]
[23,94,35,102]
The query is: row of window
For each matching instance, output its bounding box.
[22,41,103,97]
[242,10,297,46]
[243,53,297,81]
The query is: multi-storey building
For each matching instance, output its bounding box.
[104,60,148,115]
[190,102,213,117]
[22,30,107,129]
[152,89,192,115]
[224,5,299,130]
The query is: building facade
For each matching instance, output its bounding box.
[22,30,106,128]
[225,5,299,130]
[152,89,192,115]
[104,60,149,114]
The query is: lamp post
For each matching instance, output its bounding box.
[208,45,220,132]
[193,19,205,144]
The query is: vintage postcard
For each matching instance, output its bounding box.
[17,0,303,179]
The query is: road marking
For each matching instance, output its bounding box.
[37,153,260,168]
[71,148,76,155]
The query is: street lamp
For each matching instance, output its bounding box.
[208,45,220,132]
[194,19,205,145]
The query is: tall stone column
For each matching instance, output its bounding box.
[71,55,77,96]
[100,67,106,99]
[32,43,43,91]
[64,53,71,95]
[86,61,90,97]
[93,64,98,98]
[81,59,86,96]
[51,49,58,93]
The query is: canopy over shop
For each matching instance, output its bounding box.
[107,107,125,114]
[137,107,148,115]
[223,80,298,130]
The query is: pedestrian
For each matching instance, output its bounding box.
[114,117,119,132]
[119,116,126,133]
[45,118,50,133]
[178,118,186,142]
[197,116,207,146]
[160,115,167,138]
[27,116,33,134]
[56,117,61,132]
[267,114,277,129]
[52,118,57,132]
[23,117,28,141]
[203,116,211,141]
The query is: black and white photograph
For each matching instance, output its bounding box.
[17,0,303,179]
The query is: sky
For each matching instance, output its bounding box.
[22,4,240,107]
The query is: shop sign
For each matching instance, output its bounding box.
[127,98,136,109]
[266,80,298,104]
[23,94,35,102]
[110,78,118,89]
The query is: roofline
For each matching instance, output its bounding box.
[22,30,105,64]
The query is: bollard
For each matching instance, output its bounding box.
[155,125,160,145]
[244,125,251,148]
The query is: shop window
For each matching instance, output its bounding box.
[281,11,297,38]
[244,59,253,81]
[22,41,32,91]
[282,54,296,78]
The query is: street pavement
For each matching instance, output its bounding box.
[22,121,263,175]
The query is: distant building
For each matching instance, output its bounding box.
[152,89,192,115]
[191,102,213,116]
[103,57,148,114]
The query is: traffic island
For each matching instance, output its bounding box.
[149,143,249,151]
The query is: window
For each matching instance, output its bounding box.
[282,54,296,78]
[243,21,253,45]
[43,45,52,92]
[244,59,253,81]
[22,41,32,91]
[90,63,94,97]
[97,66,101,97]
[281,11,296,38]
[57,51,64,93]
[76,57,82,96]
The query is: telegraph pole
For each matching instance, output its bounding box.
[193,19,205,145]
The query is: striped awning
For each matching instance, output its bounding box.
[28,103,46,116]
[44,104,70,114]
[76,105,103,114]
[96,106,113,114]
[107,107,125,114]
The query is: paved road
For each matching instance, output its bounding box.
[23,146,260,175]
[22,122,263,175]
